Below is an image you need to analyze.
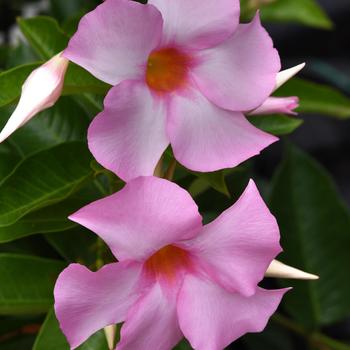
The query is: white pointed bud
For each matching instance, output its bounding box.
[0,52,69,143]
[274,63,306,92]
[265,260,319,280]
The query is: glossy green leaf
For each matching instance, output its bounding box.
[0,180,105,244]
[248,114,303,135]
[33,309,108,350]
[189,170,230,197]
[270,144,350,328]
[2,97,90,157]
[259,0,332,29]
[17,16,68,60]
[0,63,40,107]
[64,64,110,95]
[0,143,21,180]
[0,200,79,244]
[45,228,99,267]
[16,16,109,96]
[276,78,350,119]
[0,97,89,188]
[0,142,93,227]
[0,254,65,315]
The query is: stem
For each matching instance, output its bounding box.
[154,157,164,177]
[164,159,177,181]
[273,314,350,350]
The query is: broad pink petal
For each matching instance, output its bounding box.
[181,180,282,296]
[167,88,277,172]
[192,14,281,111]
[0,53,68,143]
[88,81,169,181]
[69,177,202,262]
[148,0,239,49]
[117,283,182,350]
[54,262,142,349]
[177,275,288,350]
[64,0,163,85]
[249,96,299,116]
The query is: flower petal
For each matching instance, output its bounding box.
[192,13,281,111]
[117,283,182,350]
[64,0,163,85]
[148,0,239,49]
[181,180,282,296]
[69,176,202,262]
[0,53,68,143]
[88,81,169,181]
[177,275,288,350]
[167,88,277,172]
[54,262,142,349]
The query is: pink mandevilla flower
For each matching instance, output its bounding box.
[54,177,289,350]
[63,0,282,181]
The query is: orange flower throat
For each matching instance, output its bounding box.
[146,48,191,93]
[145,245,191,280]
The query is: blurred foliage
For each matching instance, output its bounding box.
[0,0,349,349]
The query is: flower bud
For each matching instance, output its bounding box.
[0,52,69,143]
[249,96,299,116]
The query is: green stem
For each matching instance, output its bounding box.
[164,159,177,181]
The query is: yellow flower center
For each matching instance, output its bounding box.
[146,48,191,93]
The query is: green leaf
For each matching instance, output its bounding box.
[0,143,21,180]
[64,64,110,95]
[45,228,98,267]
[0,200,79,244]
[16,16,109,96]
[0,63,40,107]
[17,16,69,60]
[0,142,93,227]
[276,78,350,119]
[33,309,108,350]
[2,97,90,157]
[0,99,87,157]
[199,171,230,197]
[189,170,230,197]
[0,179,105,244]
[248,114,303,135]
[270,144,350,328]
[259,0,332,29]
[0,254,65,315]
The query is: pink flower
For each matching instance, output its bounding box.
[64,0,281,181]
[54,177,288,350]
[249,96,299,116]
[0,53,68,143]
